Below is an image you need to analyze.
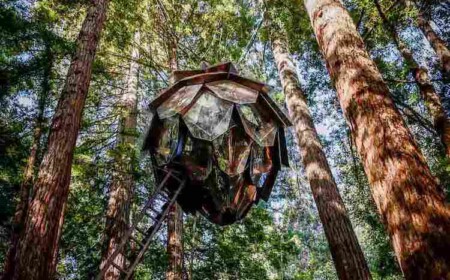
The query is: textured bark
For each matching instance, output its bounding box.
[1,1,109,279]
[166,204,183,280]
[2,49,52,279]
[271,32,372,280]
[401,0,450,76]
[165,34,184,280]
[100,31,140,280]
[49,201,67,277]
[418,17,450,75]
[374,0,450,157]
[304,0,450,278]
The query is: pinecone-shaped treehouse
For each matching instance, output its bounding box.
[144,62,291,225]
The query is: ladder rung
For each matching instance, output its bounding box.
[147,225,156,235]
[147,205,158,213]
[154,213,164,221]
[135,226,146,235]
[111,261,127,274]
[145,211,157,221]
[159,193,169,200]
[129,235,144,247]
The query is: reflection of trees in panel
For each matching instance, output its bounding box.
[206,80,258,104]
[150,116,180,166]
[183,91,233,141]
[213,125,251,176]
[182,137,213,181]
[250,146,273,188]
[239,104,278,146]
[157,84,203,119]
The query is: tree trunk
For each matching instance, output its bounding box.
[166,204,183,280]
[418,16,450,75]
[402,0,450,75]
[304,0,450,278]
[100,31,140,280]
[49,201,67,277]
[271,31,372,280]
[2,0,109,279]
[2,48,52,279]
[165,32,183,280]
[374,0,450,157]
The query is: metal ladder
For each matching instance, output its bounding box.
[96,169,185,280]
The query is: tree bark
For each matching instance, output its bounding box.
[402,0,450,76]
[166,204,183,280]
[100,31,140,280]
[49,201,67,277]
[271,30,372,280]
[374,0,450,157]
[2,0,109,279]
[2,47,52,279]
[165,34,184,280]
[304,0,450,278]
[417,16,450,75]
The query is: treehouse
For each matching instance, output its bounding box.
[144,62,291,225]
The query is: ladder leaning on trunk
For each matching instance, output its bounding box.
[96,169,186,280]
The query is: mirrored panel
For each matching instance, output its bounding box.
[157,84,203,119]
[250,144,274,188]
[212,125,251,176]
[153,116,180,166]
[181,136,213,181]
[183,91,233,141]
[238,104,278,146]
[206,80,258,104]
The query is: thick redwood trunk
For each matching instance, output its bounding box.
[165,35,183,280]
[166,204,183,280]
[100,31,140,280]
[2,48,52,279]
[271,32,372,280]
[15,48,52,234]
[415,10,450,75]
[418,17,450,75]
[2,1,109,279]
[49,201,67,277]
[374,0,450,157]
[304,0,450,278]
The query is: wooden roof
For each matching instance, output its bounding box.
[150,62,292,127]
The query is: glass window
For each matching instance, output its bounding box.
[238,104,278,146]
[212,126,251,176]
[183,91,233,141]
[206,80,258,104]
[157,84,203,119]
[153,117,180,166]
[250,145,273,188]
[204,167,230,209]
[230,180,257,219]
[181,136,213,181]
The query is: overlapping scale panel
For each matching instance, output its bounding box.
[230,180,257,218]
[199,168,256,225]
[238,104,278,146]
[212,125,251,176]
[150,116,180,166]
[181,136,213,181]
[183,91,233,141]
[206,80,258,104]
[250,145,274,188]
[157,84,202,119]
